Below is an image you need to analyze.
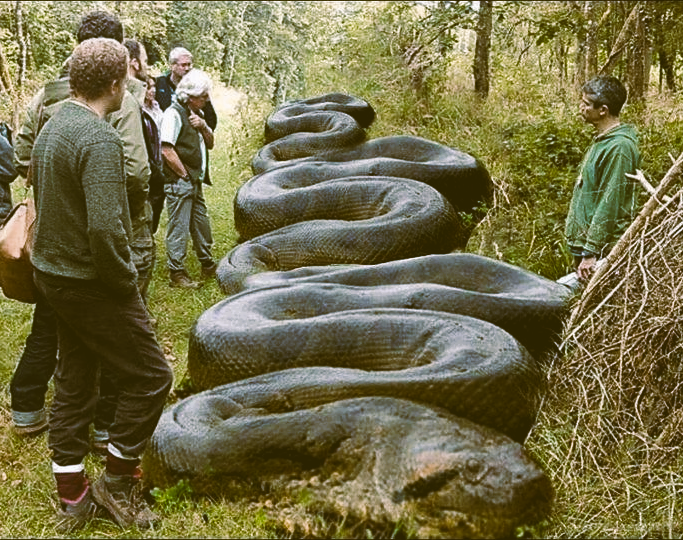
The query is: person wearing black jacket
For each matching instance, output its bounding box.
[0,122,17,221]
[155,47,217,130]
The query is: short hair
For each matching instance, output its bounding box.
[175,69,211,103]
[123,39,142,62]
[582,76,628,117]
[69,38,128,100]
[76,11,123,44]
[169,47,193,65]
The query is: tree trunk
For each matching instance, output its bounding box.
[15,0,26,90]
[626,2,652,105]
[473,0,493,99]
[584,1,598,80]
[0,42,13,96]
[555,37,567,88]
[659,49,677,93]
[599,2,640,76]
[570,0,587,88]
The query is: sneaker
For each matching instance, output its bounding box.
[12,408,48,437]
[92,471,160,529]
[55,486,99,533]
[200,261,218,279]
[169,270,201,289]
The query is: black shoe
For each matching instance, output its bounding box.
[200,262,217,279]
[55,486,99,533]
[92,471,160,529]
[169,270,201,289]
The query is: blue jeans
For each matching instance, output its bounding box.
[34,270,173,465]
[164,179,214,272]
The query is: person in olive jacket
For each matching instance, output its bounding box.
[0,123,16,221]
[565,76,640,283]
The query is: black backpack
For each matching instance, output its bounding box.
[0,122,12,146]
[0,122,17,183]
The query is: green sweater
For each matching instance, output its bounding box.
[31,101,138,295]
[565,123,640,257]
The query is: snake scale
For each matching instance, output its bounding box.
[216,93,493,295]
[146,94,569,538]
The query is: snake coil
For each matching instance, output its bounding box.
[148,94,569,538]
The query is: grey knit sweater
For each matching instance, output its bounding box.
[31,101,138,295]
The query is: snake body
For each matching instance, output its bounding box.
[216,94,493,294]
[264,92,376,143]
[148,94,562,537]
[218,175,460,296]
[251,135,492,218]
[144,395,553,538]
[187,301,539,441]
[239,253,570,359]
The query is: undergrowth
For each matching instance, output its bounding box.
[2,19,683,538]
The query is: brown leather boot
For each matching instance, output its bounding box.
[92,471,160,529]
[169,270,200,289]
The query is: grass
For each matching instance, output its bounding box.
[2,47,683,537]
[0,86,282,538]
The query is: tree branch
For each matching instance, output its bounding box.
[599,2,641,76]
[627,169,672,203]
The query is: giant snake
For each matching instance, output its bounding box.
[146,94,569,537]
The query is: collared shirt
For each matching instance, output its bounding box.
[160,105,207,181]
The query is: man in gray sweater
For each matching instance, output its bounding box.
[31,38,172,533]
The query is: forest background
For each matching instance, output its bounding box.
[1,0,683,538]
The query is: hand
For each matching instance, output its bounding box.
[188,111,207,131]
[577,255,597,282]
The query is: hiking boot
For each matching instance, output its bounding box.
[92,471,160,529]
[200,261,218,279]
[169,270,201,289]
[12,408,48,437]
[55,486,99,534]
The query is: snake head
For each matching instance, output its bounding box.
[395,424,554,533]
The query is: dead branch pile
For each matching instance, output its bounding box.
[527,154,683,529]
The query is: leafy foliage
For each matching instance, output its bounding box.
[2,2,683,538]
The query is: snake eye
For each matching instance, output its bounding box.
[464,458,488,483]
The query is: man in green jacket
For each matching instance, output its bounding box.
[565,76,640,283]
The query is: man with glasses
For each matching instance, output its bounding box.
[155,47,217,130]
